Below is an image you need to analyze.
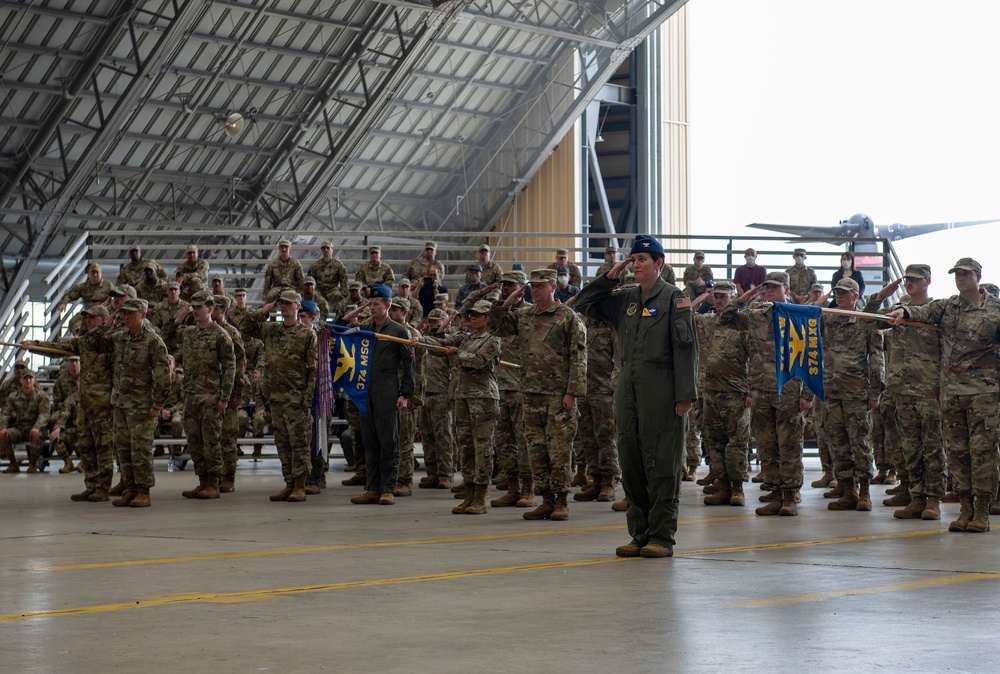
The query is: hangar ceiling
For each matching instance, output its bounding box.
[0,0,686,306]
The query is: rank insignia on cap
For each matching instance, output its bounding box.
[675,297,691,309]
[642,307,658,317]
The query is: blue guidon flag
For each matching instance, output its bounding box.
[772,302,824,401]
[328,324,375,416]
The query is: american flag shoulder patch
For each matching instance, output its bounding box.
[675,297,691,309]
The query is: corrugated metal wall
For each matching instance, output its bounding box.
[661,5,690,264]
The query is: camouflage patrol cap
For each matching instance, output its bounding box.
[13,360,27,368]
[211,275,224,283]
[433,293,449,303]
[82,305,110,317]
[120,298,147,312]
[185,244,198,253]
[234,288,247,296]
[810,283,824,293]
[424,241,437,250]
[21,369,35,379]
[142,261,156,271]
[903,263,931,279]
[427,308,448,321]
[398,278,411,288]
[189,291,214,307]
[278,290,302,304]
[464,300,492,315]
[390,297,410,311]
[129,244,141,252]
[762,271,790,286]
[694,251,706,259]
[167,281,181,290]
[66,355,81,362]
[712,281,736,294]
[110,284,137,299]
[529,268,557,283]
[86,261,102,272]
[368,245,381,253]
[793,248,808,256]
[212,294,231,310]
[320,240,333,249]
[278,238,291,247]
[303,276,316,286]
[834,278,860,293]
[948,257,982,274]
[555,248,569,257]
[605,246,619,253]
[348,281,363,291]
[478,243,491,252]
[501,270,527,284]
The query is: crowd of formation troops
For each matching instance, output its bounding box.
[3,237,997,543]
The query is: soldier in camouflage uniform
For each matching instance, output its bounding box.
[27,305,116,500]
[545,248,582,289]
[682,251,713,299]
[301,277,330,322]
[309,240,349,311]
[136,262,167,306]
[355,246,394,288]
[785,248,819,304]
[0,370,49,474]
[396,279,421,326]
[157,356,185,453]
[389,298,425,496]
[117,244,166,288]
[402,240,446,283]
[476,244,504,286]
[263,239,306,303]
[150,282,190,360]
[176,244,210,301]
[244,290,317,502]
[49,383,81,474]
[103,298,170,507]
[682,292,714,481]
[417,309,456,489]
[821,278,884,512]
[0,359,27,409]
[573,309,622,503]
[488,268,587,522]
[721,271,811,518]
[888,257,1000,533]
[691,282,751,506]
[212,294,245,493]
[423,300,501,514]
[866,264,945,519]
[228,289,253,338]
[56,261,114,334]
[595,246,620,276]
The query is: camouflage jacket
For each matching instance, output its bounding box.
[263,257,305,296]
[33,326,113,412]
[720,298,800,396]
[581,313,618,397]
[164,370,184,411]
[103,322,170,411]
[218,319,247,401]
[308,258,349,303]
[786,264,818,300]
[463,287,525,391]
[51,389,79,430]
[422,327,454,395]
[52,370,79,411]
[61,278,113,308]
[355,262,394,287]
[682,265,714,297]
[697,311,750,394]
[480,260,504,286]
[821,314,884,401]
[135,278,167,306]
[425,331,500,400]
[178,322,235,401]
[175,259,210,297]
[243,311,317,407]
[902,290,1000,396]
[0,387,50,431]
[487,302,587,397]
[863,295,940,398]
[118,260,167,287]
[149,298,190,354]
[402,323,426,406]
[403,257,445,283]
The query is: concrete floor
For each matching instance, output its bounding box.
[1,457,997,674]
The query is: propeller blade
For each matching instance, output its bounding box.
[747,223,853,239]
[880,219,1000,241]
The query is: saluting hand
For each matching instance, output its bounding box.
[876,278,902,302]
[502,284,526,307]
[606,257,632,280]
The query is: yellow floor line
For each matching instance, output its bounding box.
[677,528,946,557]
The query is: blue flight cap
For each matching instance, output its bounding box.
[630,235,664,257]
[299,299,319,314]
[369,283,392,299]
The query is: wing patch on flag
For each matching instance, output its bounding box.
[772,302,824,401]
[328,324,376,416]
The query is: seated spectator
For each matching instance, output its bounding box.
[547,248,582,288]
[830,251,866,304]
[555,266,579,303]
[477,244,504,285]
[404,241,445,282]
[0,370,50,474]
[682,251,713,298]
[457,264,486,307]
[734,247,767,294]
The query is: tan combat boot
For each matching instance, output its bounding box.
[515,475,536,507]
[109,477,125,496]
[755,490,782,516]
[198,473,221,499]
[350,490,381,505]
[965,494,991,533]
[729,480,745,507]
[597,476,617,502]
[921,497,941,520]
[2,460,19,474]
[418,476,439,489]
[828,478,858,510]
[219,477,236,493]
[182,473,207,499]
[523,490,555,520]
[450,478,468,493]
[550,492,569,521]
[379,492,395,505]
[464,485,489,515]
[437,477,453,490]
[885,481,907,496]
[341,472,366,486]
[856,477,872,511]
[573,478,601,502]
[696,468,718,486]
[452,488,475,514]
[571,464,588,488]
[129,488,151,507]
[823,480,844,499]
[871,468,889,484]
[494,474,508,490]
[491,476,522,507]
[286,475,307,502]
[704,481,732,506]
[882,480,911,507]
[88,488,109,502]
[948,493,974,532]
[71,489,94,502]
[882,469,898,485]
[611,496,629,512]
[112,488,137,507]
[270,481,294,502]
[893,496,926,519]
[59,458,76,474]
[778,489,798,516]
[394,482,412,497]
[811,470,835,488]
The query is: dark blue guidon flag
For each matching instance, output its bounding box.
[772,302,824,401]
[328,324,375,416]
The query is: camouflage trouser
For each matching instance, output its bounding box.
[750,385,804,491]
[397,406,418,486]
[184,397,224,477]
[684,398,703,468]
[825,398,874,482]
[941,392,999,498]
[576,394,620,482]
[455,398,498,486]
[221,403,239,483]
[0,427,44,464]
[79,405,114,492]
[494,392,526,479]
[895,394,946,499]
[871,403,886,470]
[271,400,312,483]
[702,390,750,482]
[879,391,907,481]
[810,401,833,473]
[522,392,577,495]
[114,407,158,491]
[51,427,78,460]
[345,399,366,477]
[238,409,249,437]
[418,394,454,480]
